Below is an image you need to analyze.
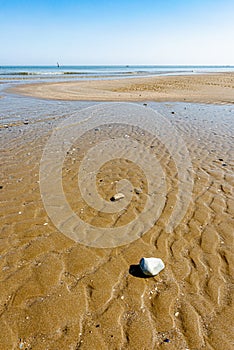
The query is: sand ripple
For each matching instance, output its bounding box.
[0,102,233,349]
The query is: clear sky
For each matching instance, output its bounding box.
[0,0,234,65]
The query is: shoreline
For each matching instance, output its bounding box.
[7,72,234,104]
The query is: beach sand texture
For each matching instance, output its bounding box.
[0,78,234,349]
[9,73,234,104]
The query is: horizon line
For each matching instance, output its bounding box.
[1,64,234,67]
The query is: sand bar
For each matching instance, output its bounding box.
[8,73,234,104]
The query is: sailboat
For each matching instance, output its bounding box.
[57,62,60,68]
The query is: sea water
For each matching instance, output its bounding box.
[1,65,234,82]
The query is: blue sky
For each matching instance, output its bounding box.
[0,0,234,65]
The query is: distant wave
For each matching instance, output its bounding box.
[0,71,148,77]
[0,71,128,76]
[0,69,196,76]
[0,72,79,76]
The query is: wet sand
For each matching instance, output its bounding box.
[9,73,234,104]
[0,91,234,349]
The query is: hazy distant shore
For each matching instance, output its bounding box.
[8,72,234,104]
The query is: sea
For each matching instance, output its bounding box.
[1,65,234,82]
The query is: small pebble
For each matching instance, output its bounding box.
[175,311,179,317]
[139,257,165,276]
[110,193,125,201]
[134,188,142,195]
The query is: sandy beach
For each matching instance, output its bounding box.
[9,73,234,104]
[0,75,234,350]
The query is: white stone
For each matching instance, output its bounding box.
[111,193,125,201]
[139,257,165,276]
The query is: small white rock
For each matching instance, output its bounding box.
[111,193,125,201]
[139,257,165,276]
